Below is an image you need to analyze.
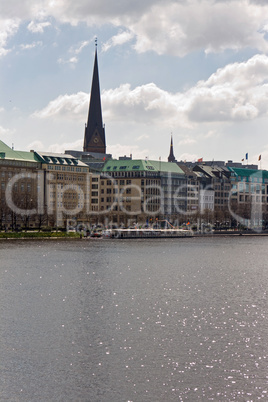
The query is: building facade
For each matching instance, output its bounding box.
[0,140,42,229]
[99,159,187,226]
[0,141,91,229]
[229,167,268,228]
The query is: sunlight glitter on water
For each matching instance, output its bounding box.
[0,237,268,401]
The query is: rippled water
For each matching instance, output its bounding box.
[0,236,268,401]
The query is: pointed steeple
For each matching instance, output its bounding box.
[83,39,106,154]
[168,135,176,162]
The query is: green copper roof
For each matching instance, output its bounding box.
[228,167,268,179]
[0,140,43,162]
[102,159,184,174]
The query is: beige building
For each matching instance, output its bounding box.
[0,141,92,230]
[0,140,42,229]
[229,167,268,228]
[35,151,90,228]
[99,159,187,226]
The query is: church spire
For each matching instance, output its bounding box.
[168,134,176,162]
[83,39,106,154]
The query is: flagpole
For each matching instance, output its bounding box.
[258,155,262,170]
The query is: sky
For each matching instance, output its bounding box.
[1,0,268,168]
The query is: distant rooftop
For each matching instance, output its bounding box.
[102,159,185,174]
[228,167,268,179]
[36,151,88,167]
[0,140,43,163]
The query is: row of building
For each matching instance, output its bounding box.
[1,43,267,230]
[0,138,267,230]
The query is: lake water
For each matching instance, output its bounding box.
[0,236,268,401]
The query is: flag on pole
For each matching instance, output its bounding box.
[245,153,248,160]
[197,157,203,162]
[258,154,261,161]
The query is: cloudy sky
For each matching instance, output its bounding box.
[1,0,268,167]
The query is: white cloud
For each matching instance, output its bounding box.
[0,125,12,136]
[124,0,268,56]
[203,130,218,139]
[178,138,196,146]
[136,134,149,141]
[48,139,83,154]
[27,20,51,33]
[20,41,42,50]
[0,2,40,20]
[178,153,199,163]
[57,40,90,66]
[0,18,19,57]
[186,54,268,122]
[70,40,90,55]
[103,54,268,125]
[32,92,88,119]
[0,47,11,57]
[2,1,268,57]
[28,139,84,154]
[57,57,78,66]
[32,54,268,133]
[107,143,149,160]
[0,125,14,143]
[102,83,185,126]
[27,140,44,151]
[102,30,135,52]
